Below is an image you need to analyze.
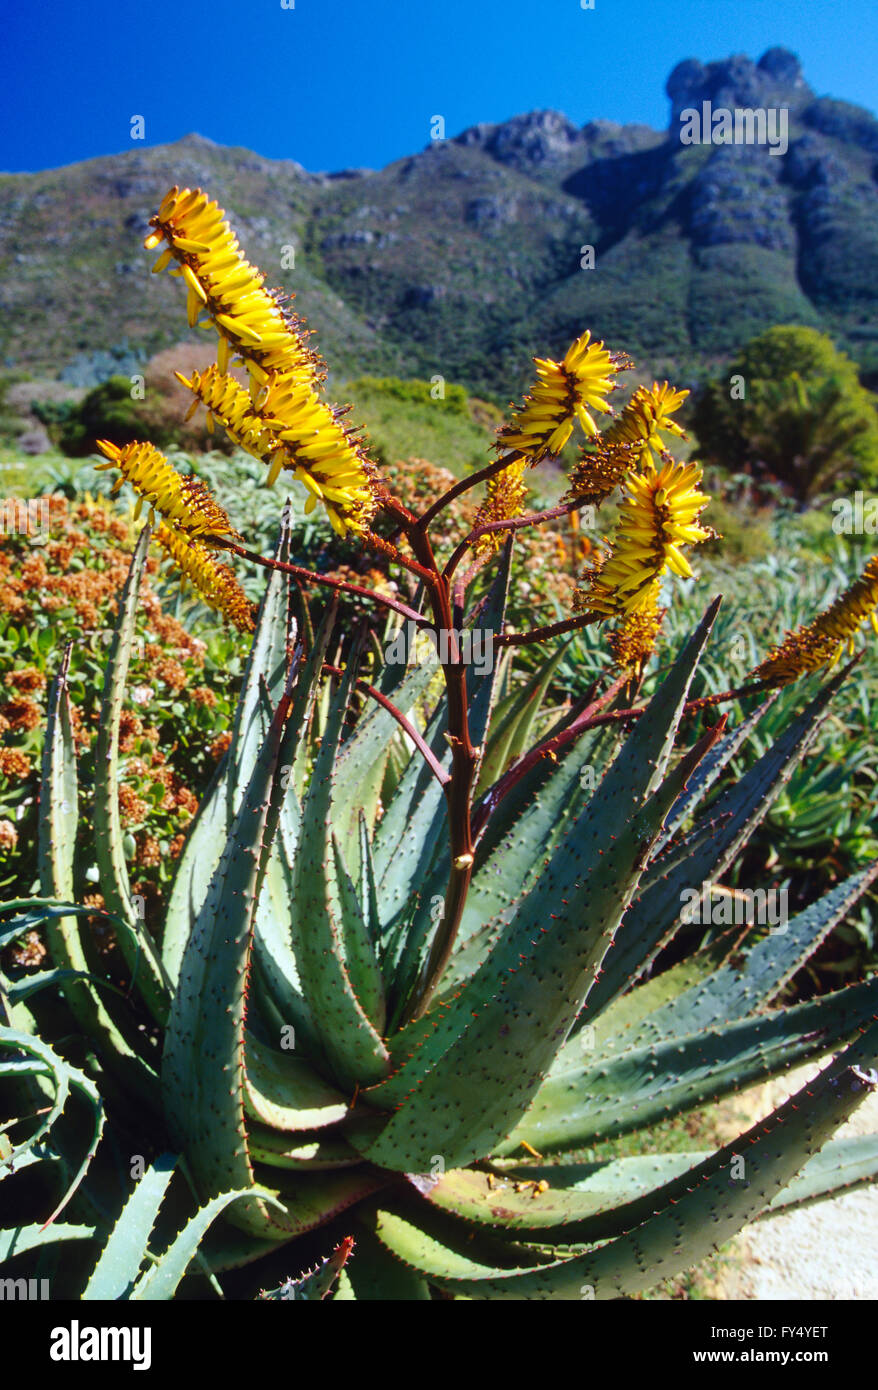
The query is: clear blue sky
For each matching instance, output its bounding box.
[2,0,876,174]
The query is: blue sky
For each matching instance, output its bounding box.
[2,0,875,174]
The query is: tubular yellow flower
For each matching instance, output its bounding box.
[176,366,378,537]
[473,457,529,556]
[145,187,318,390]
[575,459,715,617]
[154,524,255,633]
[95,441,239,542]
[497,331,624,463]
[752,556,878,687]
[601,381,689,468]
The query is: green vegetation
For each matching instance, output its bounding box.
[3,51,878,393]
[343,375,501,476]
[4,511,878,1299]
[2,123,878,1298]
[692,326,878,500]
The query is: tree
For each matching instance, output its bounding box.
[692,325,878,502]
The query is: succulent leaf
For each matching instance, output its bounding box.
[92,526,170,1023]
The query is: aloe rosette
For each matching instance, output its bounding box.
[2,185,878,1300]
[3,520,878,1299]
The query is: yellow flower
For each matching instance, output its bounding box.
[95,441,239,542]
[473,457,529,556]
[753,555,878,687]
[145,187,317,390]
[601,381,689,468]
[497,331,623,463]
[176,366,377,538]
[575,459,715,617]
[606,592,665,674]
[154,524,255,633]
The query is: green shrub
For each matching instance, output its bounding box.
[48,376,149,456]
[692,325,878,501]
[345,375,470,413]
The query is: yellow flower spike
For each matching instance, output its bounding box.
[563,439,641,509]
[158,186,179,221]
[752,556,878,688]
[151,249,173,274]
[177,365,378,536]
[574,458,715,619]
[143,230,164,251]
[94,440,239,544]
[607,590,665,674]
[497,329,626,464]
[147,186,320,386]
[601,381,690,470]
[154,524,255,634]
[473,457,529,558]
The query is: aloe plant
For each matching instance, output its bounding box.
[2,185,878,1301]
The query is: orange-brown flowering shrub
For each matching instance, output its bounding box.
[0,495,244,910]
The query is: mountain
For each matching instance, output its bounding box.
[1,47,877,396]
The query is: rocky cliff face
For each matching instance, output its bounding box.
[665,48,810,127]
[1,49,876,393]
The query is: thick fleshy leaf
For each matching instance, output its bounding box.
[242,1033,349,1133]
[227,513,296,814]
[475,631,567,796]
[133,1186,285,1300]
[358,603,722,1169]
[758,1134,878,1217]
[162,665,294,1235]
[0,1224,96,1260]
[258,1236,355,1300]
[332,832,386,1034]
[333,656,439,876]
[247,1124,361,1170]
[39,660,159,1103]
[161,749,229,986]
[370,1021,878,1297]
[83,1152,178,1300]
[289,653,390,1089]
[605,861,878,1055]
[0,1027,104,1224]
[92,526,169,1023]
[497,975,878,1155]
[651,694,778,855]
[583,667,845,1021]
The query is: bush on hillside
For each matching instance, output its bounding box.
[692,325,878,501]
[0,495,246,921]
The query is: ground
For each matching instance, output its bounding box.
[718,1065,878,1300]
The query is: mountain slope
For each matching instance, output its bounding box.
[1,46,876,394]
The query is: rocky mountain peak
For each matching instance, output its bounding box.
[666,48,812,127]
[454,109,583,171]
